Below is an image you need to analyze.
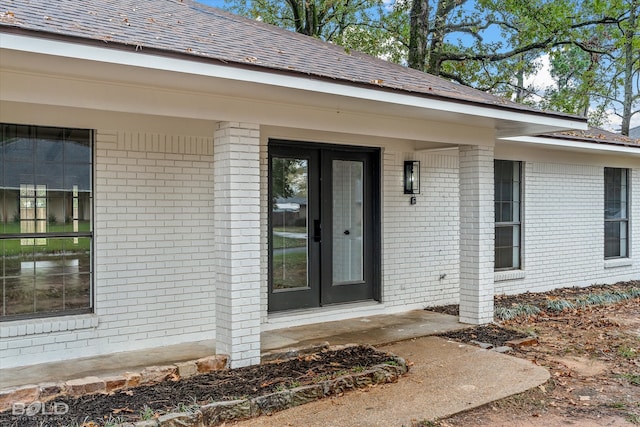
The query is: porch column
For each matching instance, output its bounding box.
[213,121,261,367]
[459,145,495,324]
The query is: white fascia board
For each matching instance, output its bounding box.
[1,33,585,131]
[502,135,640,156]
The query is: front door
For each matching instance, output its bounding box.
[268,141,380,312]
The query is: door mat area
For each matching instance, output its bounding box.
[1,344,408,426]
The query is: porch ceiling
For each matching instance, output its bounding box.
[0,34,587,144]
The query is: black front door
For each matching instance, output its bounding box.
[268,141,380,312]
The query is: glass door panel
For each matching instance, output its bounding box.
[268,142,379,312]
[271,157,309,291]
[332,160,364,284]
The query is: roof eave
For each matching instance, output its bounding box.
[0,28,587,135]
[500,135,640,155]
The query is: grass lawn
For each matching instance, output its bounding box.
[273,250,308,289]
[273,226,307,234]
[1,221,91,256]
[272,235,306,250]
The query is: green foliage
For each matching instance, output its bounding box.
[546,299,575,312]
[174,400,199,413]
[495,304,541,320]
[224,0,386,44]
[139,405,156,420]
[271,158,307,201]
[617,346,638,359]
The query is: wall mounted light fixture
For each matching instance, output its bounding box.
[403,160,420,195]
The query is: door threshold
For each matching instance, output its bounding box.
[263,300,384,331]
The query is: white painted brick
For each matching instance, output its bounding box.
[494,161,639,295]
[0,128,217,369]
[4,122,637,370]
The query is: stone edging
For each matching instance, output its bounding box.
[0,354,228,413]
[116,345,408,426]
[0,343,408,426]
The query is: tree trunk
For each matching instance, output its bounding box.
[620,0,637,136]
[514,55,526,103]
[427,0,459,75]
[408,0,429,71]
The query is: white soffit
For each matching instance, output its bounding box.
[0,33,587,136]
[500,135,640,157]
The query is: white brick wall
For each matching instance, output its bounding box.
[3,123,638,369]
[458,145,495,324]
[381,150,461,309]
[495,161,640,295]
[0,130,217,368]
[213,122,262,368]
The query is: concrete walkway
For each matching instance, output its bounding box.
[233,337,550,426]
[0,310,550,425]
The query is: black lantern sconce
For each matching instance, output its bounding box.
[404,160,420,205]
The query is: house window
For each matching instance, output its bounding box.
[495,160,522,270]
[604,168,629,258]
[1,124,93,320]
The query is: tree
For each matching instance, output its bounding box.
[607,0,640,135]
[221,0,637,132]
[543,45,602,120]
[546,0,640,134]
[224,0,386,43]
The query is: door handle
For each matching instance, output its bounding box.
[313,220,322,242]
[344,230,350,235]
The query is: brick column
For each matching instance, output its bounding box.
[213,122,261,367]
[459,145,495,324]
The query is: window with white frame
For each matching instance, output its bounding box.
[1,124,93,320]
[604,167,629,259]
[495,160,522,270]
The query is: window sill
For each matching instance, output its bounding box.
[495,270,526,282]
[0,313,98,338]
[604,258,633,269]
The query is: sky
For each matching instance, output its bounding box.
[197,0,224,7]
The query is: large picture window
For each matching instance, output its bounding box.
[1,124,92,320]
[604,168,629,259]
[495,160,522,270]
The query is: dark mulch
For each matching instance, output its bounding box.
[436,323,529,347]
[494,280,640,310]
[430,280,640,320]
[429,304,459,316]
[432,280,640,347]
[1,346,395,427]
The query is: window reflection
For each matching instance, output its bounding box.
[1,124,92,320]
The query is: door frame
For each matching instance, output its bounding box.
[267,139,381,312]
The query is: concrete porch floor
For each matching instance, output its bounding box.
[1,309,465,389]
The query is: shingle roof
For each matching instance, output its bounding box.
[545,128,640,148]
[1,0,578,120]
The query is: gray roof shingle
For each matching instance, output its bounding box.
[1,0,578,119]
[546,128,640,148]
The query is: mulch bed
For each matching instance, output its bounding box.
[433,280,640,347]
[436,323,529,347]
[4,280,638,426]
[431,280,640,318]
[1,345,397,426]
